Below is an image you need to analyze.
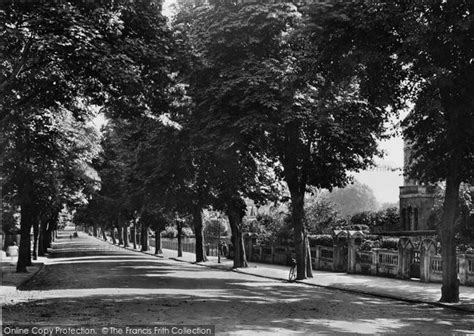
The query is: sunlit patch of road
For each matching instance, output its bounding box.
[3,235,473,335]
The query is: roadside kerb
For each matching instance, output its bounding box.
[1,260,46,305]
[168,255,474,313]
[168,254,474,313]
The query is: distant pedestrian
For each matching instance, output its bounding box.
[6,242,19,265]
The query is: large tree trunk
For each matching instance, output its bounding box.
[32,217,39,261]
[44,212,58,252]
[193,206,207,262]
[439,174,461,302]
[282,122,313,279]
[136,226,141,249]
[123,226,129,248]
[48,230,54,247]
[132,223,137,249]
[438,89,463,303]
[17,202,34,273]
[154,230,163,255]
[111,227,117,245]
[284,153,313,280]
[227,207,247,269]
[141,224,149,251]
[38,220,47,256]
[101,226,108,241]
[289,188,312,279]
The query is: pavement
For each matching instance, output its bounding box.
[1,258,46,303]
[2,232,474,313]
[105,235,474,313]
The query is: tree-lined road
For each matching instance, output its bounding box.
[3,232,473,335]
[3,1,472,305]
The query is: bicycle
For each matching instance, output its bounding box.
[288,258,297,282]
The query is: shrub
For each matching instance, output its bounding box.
[380,238,399,250]
[364,234,380,241]
[182,227,194,237]
[359,240,375,251]
[204,219,228,241]
[457,244,474,254]
[311,234,334,247]
[162,226,177,238]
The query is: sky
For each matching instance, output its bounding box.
[160,0,407,205]
[353,137,404,205]
[162,0,175,17]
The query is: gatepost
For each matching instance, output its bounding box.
[347,232,363,274]
[397,237,413,279]
[314,245,321,269]
[333,233,346,272]
[420,238,437,282]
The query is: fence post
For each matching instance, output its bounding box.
[332,239,342,271]
[371,248,380,275]
[248,239,253,262]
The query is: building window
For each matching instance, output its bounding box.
[407,207,413,230]
[401,208,407,230]
[414,208,418,231]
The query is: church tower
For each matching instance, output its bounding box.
[399,140,435,231]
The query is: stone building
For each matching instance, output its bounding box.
[399,140,435,231]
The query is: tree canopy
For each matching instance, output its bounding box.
[323,181,379,217]
[400,0,474,302]
[3,0,473,303]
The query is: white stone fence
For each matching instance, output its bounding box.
[244,234,474,286]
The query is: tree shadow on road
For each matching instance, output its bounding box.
[4,233,472,335]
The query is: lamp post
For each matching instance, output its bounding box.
[0,174,3,240]
[0,134,5,251]
[0,140,3,244]
[177,217,183,258]
[217,219,221,264]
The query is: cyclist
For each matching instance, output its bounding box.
[288,257,297,282]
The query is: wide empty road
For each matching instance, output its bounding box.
[3,232,473,335]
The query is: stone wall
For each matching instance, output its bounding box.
[244,236,474,287]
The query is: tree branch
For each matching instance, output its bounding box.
[0,37,35,94]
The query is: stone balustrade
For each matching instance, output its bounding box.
[243,235,474,286]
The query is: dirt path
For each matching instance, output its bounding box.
[3,232,473,335]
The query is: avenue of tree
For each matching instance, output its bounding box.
[1,0,473,303]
